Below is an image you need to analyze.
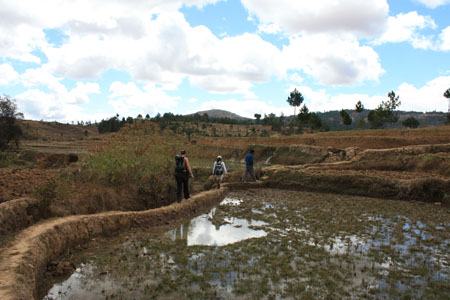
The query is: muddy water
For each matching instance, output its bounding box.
[42,189,450,300]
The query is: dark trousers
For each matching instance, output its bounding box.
[175,174,190,203]
[242,165,257,181]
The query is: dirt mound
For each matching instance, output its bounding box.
[19,151,78,168]
[263,166,450,203]
[0,198,40,235]
[329,143,450,176]
[0,168,58,204]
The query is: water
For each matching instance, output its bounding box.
[42,189,450,300]
[165,197,267,246]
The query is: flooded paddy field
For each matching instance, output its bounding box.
[42,189,450,300]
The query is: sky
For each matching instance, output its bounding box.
[0,0,450,122]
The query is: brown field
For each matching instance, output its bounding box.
[195,126,450,149]
[0,121,449,300]
[1,122,449,206]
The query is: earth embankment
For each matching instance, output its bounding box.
[0,188,229,300]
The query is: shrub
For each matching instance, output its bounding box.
[402,117,419,128]
[0,96,24,151]
[34,179,59,218]
[81,123,181,207]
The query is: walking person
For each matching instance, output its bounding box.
[213,155,227,189]
[174,149,194,203]
[242,149,257,182]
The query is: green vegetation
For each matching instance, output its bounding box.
[0,96,23,151]
[339,109,352,127]
[80,122,182,208]
[34,179,61,218]
[286,88,304,117]
[97,114,124,133]
[368,91,401,129]
[402,116,420,128]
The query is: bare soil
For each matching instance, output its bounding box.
[0,168,58,204]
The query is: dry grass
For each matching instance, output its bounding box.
[195,126,450,149]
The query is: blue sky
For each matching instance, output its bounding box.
[0,0,449,122]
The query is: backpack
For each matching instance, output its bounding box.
[214,161,223,175]
[175,155,186,174]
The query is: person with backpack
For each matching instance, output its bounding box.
[242,149,257,182]
[174,149,194,203]
[212,155,227,189]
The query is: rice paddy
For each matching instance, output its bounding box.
[42,189,450,300]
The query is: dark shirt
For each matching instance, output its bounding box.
[245,153,254,166]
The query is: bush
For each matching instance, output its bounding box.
[402,117,419,128]
[81,124,181,207]
[97,115,124,133]
[0,96,24,151]
[34,179,59,218]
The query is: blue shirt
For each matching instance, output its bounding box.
[245,153,254,166]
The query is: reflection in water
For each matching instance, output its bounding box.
[166,199,267,246]
[45,264,121,300]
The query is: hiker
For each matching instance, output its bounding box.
[242,149,257,182]
[213,155,227,189]
[174,149,194,203]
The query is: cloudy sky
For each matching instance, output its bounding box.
[1,0,449,122]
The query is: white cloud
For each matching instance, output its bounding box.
[0,24,47,63]
[14,89,106,122]
[42,12,283,95]
[189,75,256,98]
[21,67,62,88]
[287,85,384,113]
[2,0,389,110]
[21,67,100,104]
[108,81,181,117]
[15,67,100,121]
[396,76,450,112]
[258,23,281,35]
[241,0,389,37]
[374,11,437,49]
[70,82,101,104]
[289,73,303,85]
[290,76,450,113]
[0,0,223,63]
[416,0,450,9]
[0,63,19,85]
[282,34,384,86]
[440,26,450,51]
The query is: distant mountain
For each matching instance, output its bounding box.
[190,109,249,120]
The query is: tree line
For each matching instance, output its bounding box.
[1,86,449,147]
[286,88,450,130]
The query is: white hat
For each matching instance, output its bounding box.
[217,155,222,160]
